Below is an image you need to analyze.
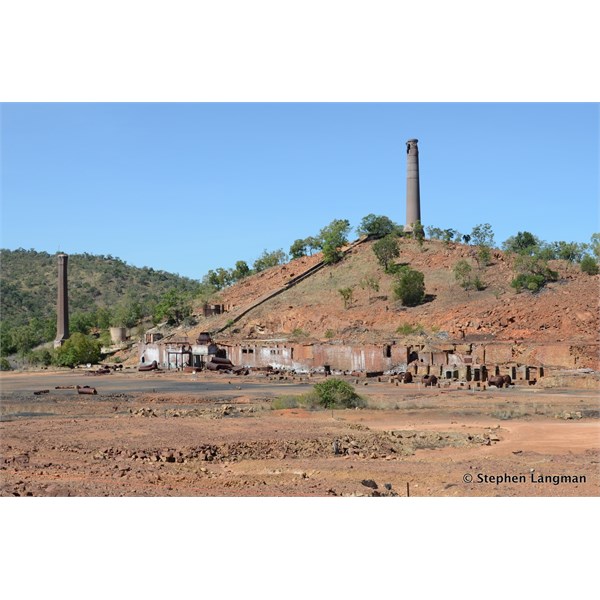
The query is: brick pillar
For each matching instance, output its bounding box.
[54,253,69,348]
[405,139,421,231]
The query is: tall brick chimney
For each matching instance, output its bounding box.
[54,253,69,348]
[405,139,421,231]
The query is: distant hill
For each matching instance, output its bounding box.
[0,248,199,332]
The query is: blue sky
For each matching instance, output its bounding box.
[1,103,598,280]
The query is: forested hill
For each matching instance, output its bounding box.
[0,248,199,331]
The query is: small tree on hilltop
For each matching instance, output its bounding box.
[393,268,425,306]
[502,231,540,255]
[253,249,288,272]
[471,223,495,248]
[357,214,400,239]
[289,239,308,259]
[319,219,351,264]
[372,234,399,272]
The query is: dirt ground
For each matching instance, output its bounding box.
[1,369,598,497]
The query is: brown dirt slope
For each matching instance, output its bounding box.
[188,238,599,345]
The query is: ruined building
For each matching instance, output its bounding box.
[54,253,69,348]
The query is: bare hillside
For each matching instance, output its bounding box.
[189,238,599,345]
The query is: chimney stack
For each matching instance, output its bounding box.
[405,139,421,231]
[54,253,69,348]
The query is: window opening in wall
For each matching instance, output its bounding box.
[384,345,392,358]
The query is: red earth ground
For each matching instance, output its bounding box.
[1,369,598,497]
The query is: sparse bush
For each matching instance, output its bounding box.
[360,275,380,301]
[511,273,547,293]
[454,260,486,291]
[473,276,486,291]
[312,378,365,409]
[253,249,288,272]
[580,255,599,275]
[338,287,354,309]
[475,245,492,267]
[393,268,425,306]
[272,396,300,410]
[511,254,558,293]
[324,329,335,339]
[396,323,425,336]
[291,328,306,337]
[27,348,53,366]
[412,220,425,245]
[454,260,473,289]
[0,357,12,371]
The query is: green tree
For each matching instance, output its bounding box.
[111,299,143,328]
[153,289,193,325]
[426,226,444,240]
[580,255,599,275]
[357,214,399,239]
[305,236,321,255]
[502,231,540,255]
[0,357,12,371]
[11,324,39,358]
[312,378,364,409]
[54,332,101,367]
[551,241,588,263]
[471,223,495,248]
[393,268,425,306]
[289,239,308,259]
[231,260,251,281]
[94,307,112,330]
[253,249,288,272]
[590,233,600,260]
[319,219,351,264]
[372,234,399,271]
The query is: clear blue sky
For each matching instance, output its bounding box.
[1,103,598,280]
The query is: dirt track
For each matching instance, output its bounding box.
[1,370,598,497]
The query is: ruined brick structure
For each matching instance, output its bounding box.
[405,138,421,232]
[54,253,69,348]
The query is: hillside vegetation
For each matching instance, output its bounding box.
[0,248,200,358]
[191,237,599,345]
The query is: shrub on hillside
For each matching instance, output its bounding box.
[393,268,425,306]
[580,255,599,275]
